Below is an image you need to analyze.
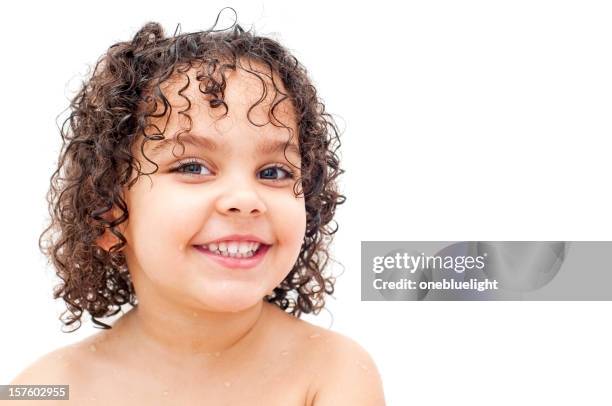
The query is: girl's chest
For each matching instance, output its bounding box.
[70,357,316,406]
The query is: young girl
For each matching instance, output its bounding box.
[9,10,385,405]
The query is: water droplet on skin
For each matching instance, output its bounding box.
[309,333,321,339]
[356,361,369,371]
[224,381,231,387]
[162,390,169,396]
[89,344,97,352]
[280,350,289,356]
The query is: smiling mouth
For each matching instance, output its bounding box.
[192,244,272,269]
[195,243,269,258]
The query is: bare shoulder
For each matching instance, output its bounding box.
[9,344,83,386]
[2,345,83,406]
[264,304,385,405]
[6,331,118,404]
[308,330,386,405]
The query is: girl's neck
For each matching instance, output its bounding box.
[113,298,268,364]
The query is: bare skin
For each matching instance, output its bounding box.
[8,301,385,405]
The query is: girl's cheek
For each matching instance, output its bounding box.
[128,192,196,252]
[276,197,307,244]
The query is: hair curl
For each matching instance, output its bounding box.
[39,9,346,332]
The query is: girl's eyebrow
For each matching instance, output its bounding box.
[148,132,300,158]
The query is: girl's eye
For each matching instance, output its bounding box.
[258,165,294,181]
[170,160,294,182]
[173,161,212,177]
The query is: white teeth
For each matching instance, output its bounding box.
[227,241,238,254]
[202,241,263,258]
[237,243,251,254]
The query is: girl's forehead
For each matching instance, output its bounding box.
[138,62,299,157]
[154,61,296,125]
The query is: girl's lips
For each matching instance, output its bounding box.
[193,244,271,269]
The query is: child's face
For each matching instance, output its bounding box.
[114,62,306,313]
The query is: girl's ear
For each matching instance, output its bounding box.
[95,206,126,252]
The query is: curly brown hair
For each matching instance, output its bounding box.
[39,9,346,332]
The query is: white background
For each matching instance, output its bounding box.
[1,1,611,405]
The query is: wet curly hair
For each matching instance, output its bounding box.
[39,9,346,332]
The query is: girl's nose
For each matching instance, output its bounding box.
[214,180,267,218]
